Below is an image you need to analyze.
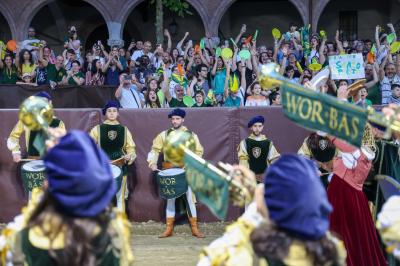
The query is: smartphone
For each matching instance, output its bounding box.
[98,40,101,45]
[124,75,131,80]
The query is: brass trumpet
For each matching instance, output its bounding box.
[19,96,54,131]
[164,131,257,207]
[258,63,400,138]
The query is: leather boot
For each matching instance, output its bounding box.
[159,218,174,238]
[189,217,205,238]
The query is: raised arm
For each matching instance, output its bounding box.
[379,54,388,81]
[164,29,172,53]
[224,60,232,99]
[234,24,247,45]
[319,36,327,65]
[162,68,172,102]
[365,63,379,89]
[211,56,218,76]
[177,32,189,54]
[335,30,345,55]
[375,25,381,51]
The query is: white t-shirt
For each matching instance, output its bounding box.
[131,50,154,62]
[118,85,143,109]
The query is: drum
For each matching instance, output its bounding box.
[21,160,46,192]
[157,168,188,199]
[110,164,122,192]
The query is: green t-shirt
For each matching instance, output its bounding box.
[366,84,381,105]
[1,67,18,84]
[47,64,67,83]
[67,71,84,85]
[169,97,186,107]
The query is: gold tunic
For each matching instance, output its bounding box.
[147,126,204,168]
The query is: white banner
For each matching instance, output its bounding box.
[328,53,365,80]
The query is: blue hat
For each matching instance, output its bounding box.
[34,91,52,101]
[263,154,332,240]
[102,100,120,115]
[44,130,116,217]
[168,108,186,118]
[248,116,264,128]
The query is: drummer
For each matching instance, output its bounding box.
[298,131,337,188]
[147,108,204,238]
[238,116,280,183]
[89,100,136,213]
[7,91,66,162]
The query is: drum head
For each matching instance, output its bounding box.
[158,168,185,176]
[22,160,45,171]
[110,164,122,179]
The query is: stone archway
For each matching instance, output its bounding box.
[9,0,111,41]
[27,0,108,53]
[209,0,308,37]
[217,0,306,45]
[118,0,207,44]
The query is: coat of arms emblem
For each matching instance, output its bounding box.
[252,147,262,159]
[108,130,118,141]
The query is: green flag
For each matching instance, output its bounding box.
[281,84,368,147]
[184,153,229,220]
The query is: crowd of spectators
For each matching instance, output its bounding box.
[0,23,399,108]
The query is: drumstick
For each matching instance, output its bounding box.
[20,158,35,162]
[111,157,125,164]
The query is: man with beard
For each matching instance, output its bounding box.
[379,53,400,104]
[162,66,186,107]
[238,116,280,182]
[147,108,204,238]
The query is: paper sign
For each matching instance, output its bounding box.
[329,53,365,80]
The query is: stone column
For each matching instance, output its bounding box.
[107,21,124,47]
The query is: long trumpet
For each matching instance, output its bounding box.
[258,63,400,138]
[164,131,256,207]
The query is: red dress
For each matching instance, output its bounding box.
[327,138,386,266]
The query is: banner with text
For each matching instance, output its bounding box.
[329,53,365,80]
[281,84,368,147]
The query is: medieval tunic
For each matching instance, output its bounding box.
[7,118,66,157]
[238,134,280,181]
[89,120,136,212]
[147,126,203,218]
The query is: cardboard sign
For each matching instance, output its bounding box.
[329,53,365,80]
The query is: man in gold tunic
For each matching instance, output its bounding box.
[89,100,136,213]
[7,91,66,162]
[238,116,280,182]
[147,108,204,238]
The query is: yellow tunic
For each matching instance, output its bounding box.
[198,203,347,266]
[7,119,66,154]
[147,126,204,168]
[237,134,280,169]
[89,119,136,165]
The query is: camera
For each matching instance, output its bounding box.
[124,75,132,80]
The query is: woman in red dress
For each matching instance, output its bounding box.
[327,125,387,266]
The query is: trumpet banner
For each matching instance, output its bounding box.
[281,84,368,147]
[184,154,230,220]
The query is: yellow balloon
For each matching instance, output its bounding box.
[272,28,281,40]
